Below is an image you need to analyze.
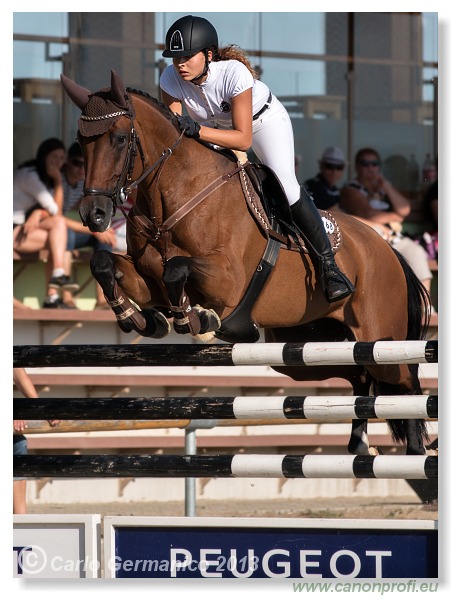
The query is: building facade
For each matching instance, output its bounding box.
[13,12,437,191]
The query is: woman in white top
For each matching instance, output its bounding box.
[159,15,354,303]
[13,138,79,308]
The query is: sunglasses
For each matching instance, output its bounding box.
[322,162,344,171]
[71,158,85,168]
[358,159,380,167]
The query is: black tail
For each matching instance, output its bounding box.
[391,247,431,342]
[373,248,431,447]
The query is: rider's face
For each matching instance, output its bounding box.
[173,50,212,82]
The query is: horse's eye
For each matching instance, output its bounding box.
[116,134,127,147]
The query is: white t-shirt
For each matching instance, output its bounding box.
[13,166,59,225]
[160,60,270,127]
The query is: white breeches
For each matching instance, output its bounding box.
[251,95,301,206]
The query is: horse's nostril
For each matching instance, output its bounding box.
[93,215,102,223]
[93,209,106,223]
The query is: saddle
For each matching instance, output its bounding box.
[202,144,341,252]
[241,161,341,253]
[215,154,342,344]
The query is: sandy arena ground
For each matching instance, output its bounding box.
[27,496,437,520]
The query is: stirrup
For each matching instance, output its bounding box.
[321,263,355,303]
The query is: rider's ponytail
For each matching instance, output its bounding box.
[212,45,259,79]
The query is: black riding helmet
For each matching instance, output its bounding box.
[163,15,218,57]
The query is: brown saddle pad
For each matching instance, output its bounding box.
[239,162,341,253]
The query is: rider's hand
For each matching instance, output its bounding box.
[177,115,201,139]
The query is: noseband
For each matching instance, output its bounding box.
[81,100,183,215]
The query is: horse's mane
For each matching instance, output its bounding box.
[126,87,180,130]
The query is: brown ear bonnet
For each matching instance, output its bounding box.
[61,70,134,137]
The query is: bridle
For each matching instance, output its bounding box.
[80,102,184,216]
[80,91,245,262]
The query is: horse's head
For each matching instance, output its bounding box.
[61,70,138,232]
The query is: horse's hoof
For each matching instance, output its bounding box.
[194,305,221,334]
[138,308,171,338]
[348,436,370,456]
[368,446,379,456]
[117,319,134,333]
[173,306,221,336]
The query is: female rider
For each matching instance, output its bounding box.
[159,15,354,303]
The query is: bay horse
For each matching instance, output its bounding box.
[61,70,431,456]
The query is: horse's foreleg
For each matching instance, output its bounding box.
[90,250,170,338]
[162,256,221,335]
[348,420,376,455]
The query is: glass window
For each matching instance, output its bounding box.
[13,12,438,183]
[13,12,68,79]
[422,12,438,103]
[13,13,68,166]
[13,12,67,35]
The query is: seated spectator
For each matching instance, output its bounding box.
[13,138,79,308]
[340,147,433,292]
[61,142,115,309]
[13,368,60,513]
[304,147,346,210]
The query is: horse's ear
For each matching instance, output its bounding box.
[110,70,128,108]
[60,74,91,110]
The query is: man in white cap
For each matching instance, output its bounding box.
[304,147,346,210]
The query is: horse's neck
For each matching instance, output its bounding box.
[135,100,235,218]
[158,139,230,207]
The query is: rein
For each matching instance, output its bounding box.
[154,162,246,235]
[83,92,251,263]
[82,91,246,263]
[82,92,249,261]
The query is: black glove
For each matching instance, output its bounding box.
[177,115,201,139]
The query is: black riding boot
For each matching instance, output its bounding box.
[291,186,355,302]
